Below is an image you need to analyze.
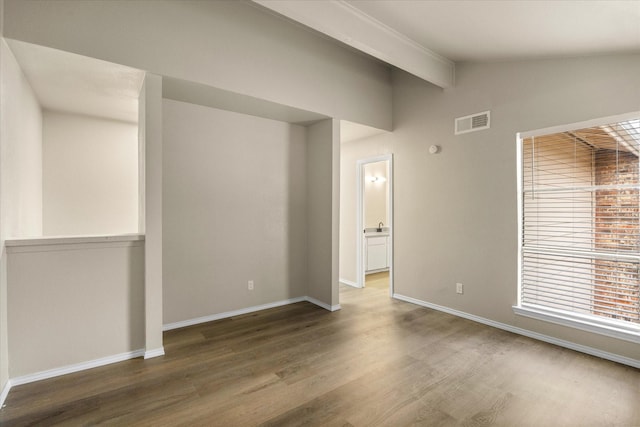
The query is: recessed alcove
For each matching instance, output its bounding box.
[4,39,145,238]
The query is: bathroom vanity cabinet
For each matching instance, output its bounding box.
[365,233,389,273]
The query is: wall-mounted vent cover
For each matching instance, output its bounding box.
[455,111,490,135]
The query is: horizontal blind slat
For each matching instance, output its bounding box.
[521,121,640,326]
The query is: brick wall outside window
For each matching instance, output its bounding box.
[594,149,640,323]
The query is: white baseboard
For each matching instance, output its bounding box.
[306,296,341,312]
[10,349,146,387]
[163,297,307,331]
[393,293,640,370]
[5,296,343,395]
[0,379,11,408]
[339,278,360,288]
[163,296,343,331]
[144,347,165,359]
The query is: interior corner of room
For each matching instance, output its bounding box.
[0,18,352,386]
[0,0,639,415]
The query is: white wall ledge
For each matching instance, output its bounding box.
[5,234,144,247]
[5,234,145,253]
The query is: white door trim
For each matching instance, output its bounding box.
[356,154,393,296]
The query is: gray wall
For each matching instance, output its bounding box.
[163,102,341,323]
[0,39,42,239]
[307,119,340,308]
[3,0,392,130]
[392,54,640,361]
[0,35,43,393]
[7,239,144,378]
[141,73,164,355]
[0,0,7,395]
[0,253,6,395]
[42,111,139,236]
[162,99,309,324]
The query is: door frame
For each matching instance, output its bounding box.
[356,154,393,295]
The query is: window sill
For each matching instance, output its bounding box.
[513,304,640,344]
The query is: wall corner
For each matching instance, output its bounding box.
[142,73,163,354]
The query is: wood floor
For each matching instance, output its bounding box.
[2,280,639,426]
[365,271,390,289]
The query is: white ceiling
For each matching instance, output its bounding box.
[7,39,145,123]
[340,120,387,143]
[345,0,640,62]
[7,2,638,125]
[255,0,640,88]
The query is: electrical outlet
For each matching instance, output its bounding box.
[248,280,254,290]
[456,282,463,294]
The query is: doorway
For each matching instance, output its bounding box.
[356,155,393,295]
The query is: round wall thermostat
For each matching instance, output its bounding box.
[429,144,441,154]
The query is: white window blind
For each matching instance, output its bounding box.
[521,119,640,326]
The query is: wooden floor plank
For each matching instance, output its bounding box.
[1,281,639,426]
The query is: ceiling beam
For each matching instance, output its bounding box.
[163,77,329,125]
[252,0,455,89]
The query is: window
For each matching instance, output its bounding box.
[515,114,640,342]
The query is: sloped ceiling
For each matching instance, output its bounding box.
[254,0,640,88]
[7,39,145,123]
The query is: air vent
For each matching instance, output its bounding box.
[455,111,491,135]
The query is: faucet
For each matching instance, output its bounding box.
[377,221,384,232]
